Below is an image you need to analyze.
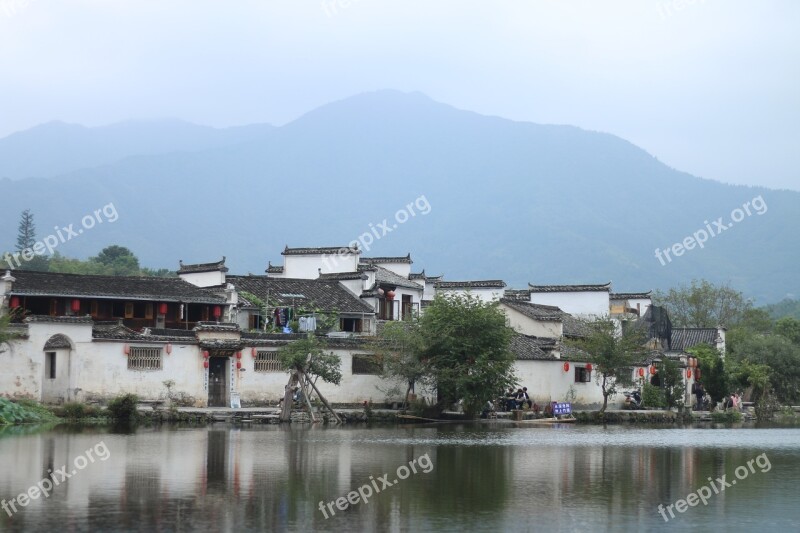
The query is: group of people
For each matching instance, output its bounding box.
[502,387,533,411]
[722,392,742,412]
[693,380,744,412]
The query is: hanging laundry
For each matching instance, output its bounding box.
[273,308,282,327]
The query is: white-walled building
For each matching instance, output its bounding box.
[528,283,611,319]
[434,280,507,303]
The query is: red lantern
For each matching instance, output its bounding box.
[585,363,593,372]
[213,306,222,319]
[638,367,645,377]
[385,290,395,300]
[251,347,257,358]
[123,343,130,355]
[649,365,657,375]
[563,361,570,372]
[165,343,172,355]
[203,360,209,369]
[695,368,702,380]
[159,303,168,315]
[687,369,692,379]
[236,361,242,369]
[236,351,242,359]
[71,299,81,312]
[10,296,20,308]
[203,350,210,359]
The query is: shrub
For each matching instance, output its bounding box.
[711,410,743,423]
[642,382,666,409]
[107,393,139,422]
[0,398,56,425]
[62,402,88,420]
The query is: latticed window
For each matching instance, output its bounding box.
[128,346,163,371]
[254,351,281,373]
[352,354,382,375]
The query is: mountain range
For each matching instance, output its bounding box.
[1,90,797,304]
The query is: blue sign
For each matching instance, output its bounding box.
[552,402,572,415]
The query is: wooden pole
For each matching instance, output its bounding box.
[280,372,297,422]
[307,376,341,424]
[297,369,317,422]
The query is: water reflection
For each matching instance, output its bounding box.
[0,424,799,532]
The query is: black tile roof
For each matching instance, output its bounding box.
[499,298,563,321]
[409,270,443,281]
[318,272,368,281]
[528,282,611,292]
[561,314,591,338]
[503,289,531,300]
[9,270,226,304]
[178,257,228,274]
[610,291,652,300]
[25,315,94,324]
[282,245,358,256]
[265,262,284,274]
[670,328,721,352]
[370,265,423,291]
[360,254,412,265]
[435,280,507,289]
[93,323,199,342]
[509,334,558,360]
[194,322,240,333]
[227,275,374,315]
[43,333,73,349]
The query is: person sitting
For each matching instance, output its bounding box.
[519,387,533,409]
[514,388,525,410]
[504,387,516,411]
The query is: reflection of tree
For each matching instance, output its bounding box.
[417,440,511,514]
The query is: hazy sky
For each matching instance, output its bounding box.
[1,0,798,190]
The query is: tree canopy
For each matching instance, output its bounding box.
[654,279,751,328]
[415,293,516,417]
[569,317,646,413]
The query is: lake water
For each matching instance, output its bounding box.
[1,422,799,532]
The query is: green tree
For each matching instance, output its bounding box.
[654,279,751,328]
[14,209,49,271]
[0,313,22,354]
[417,293,516,418]
[278,334,342,385]
[372,320,427,409]
[658,357,685,410]
[570,318,646,413]
[688,344,727,403]
[15,209,36,253]
[92,245,140,276]
[774,317,800,345]
[729,333,800,404]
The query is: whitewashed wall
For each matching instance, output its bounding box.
[437,287,505,303]
[284,253,360,279]
[514,360,617,409]
[499,304,563,338]
[529,291,609,318]
[179,270,226,288]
